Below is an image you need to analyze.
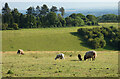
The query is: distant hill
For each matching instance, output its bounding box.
[64,9,118,17]
[18,9,118,17]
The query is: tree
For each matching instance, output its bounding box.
[2,3,12,25]
[19,14,26,28]
[40,4,49,16]
[2,23,8,30]
[26,15,36,28]
[36,6,40,16]
[2,3,11,14]
[58,14,66,27]
[36,16,41,28]
[26,7,35,15]
[50,6,58,13]
[11,8,20,24]
[86,15,97,21]
[46,12,58,27]
[69,13,77,19]
[98,14,118,22]
[77,13,85,19]
[75,17,85,26]
[65,17,73,26]
[59,7,65,17]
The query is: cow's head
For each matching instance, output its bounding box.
[55,57,58,60]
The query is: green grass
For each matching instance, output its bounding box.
[2,23,118,51]
[2,51,118,77]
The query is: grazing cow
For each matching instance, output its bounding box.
[55,53,64,60]
[84,51,97,61]
[17,49,24,55]
[78,54,82,61]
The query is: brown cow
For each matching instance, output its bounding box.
[84,51,97,61]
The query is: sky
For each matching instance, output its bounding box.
[1,0,120,2]
[0,0,119,10]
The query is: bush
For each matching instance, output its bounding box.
[91,38,100,49]
[78,26,119,49]
[2,23,8,30]
[100,39,106,48]
[84,35,88,39]
[86,21,92,25]
[12,23,19,30]
[101,29,109,37]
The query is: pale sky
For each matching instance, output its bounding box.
[0,0,119,10]
[1,0,120,2]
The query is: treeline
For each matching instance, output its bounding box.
[97,14,118,22]
[2,3,98,30]
[78,26,120,50]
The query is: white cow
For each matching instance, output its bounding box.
[55,53,65,60]
[84,51,97,61]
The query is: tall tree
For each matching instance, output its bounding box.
[46,12,58,27]
[59,7,65,17]
[2,3,12,27]
[36,6,40,16]
[58,14,66,27]
[40,4,49,16]
[11,8,20,24]
[50,6,58,13]
[2,3,11,14]
[26,7,35,15]
[19,13,27,28]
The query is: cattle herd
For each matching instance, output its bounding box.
[17,49,97,61]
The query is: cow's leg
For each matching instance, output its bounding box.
[92,57,95,61]
[90,58,91,61]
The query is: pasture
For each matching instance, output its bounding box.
[2,51,118,77]
[1,23,119,77]
[2,23,118,51]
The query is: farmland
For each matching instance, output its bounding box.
[2,51,118,77]
[1,23,119,77]
[2,23,118,51]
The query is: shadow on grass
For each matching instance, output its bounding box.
[71,60,79,61]
[70,32,93,49]
[70,32,118,51]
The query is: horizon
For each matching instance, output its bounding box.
[1,2,118,10]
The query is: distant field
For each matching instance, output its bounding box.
[99,23,118,28]
[2,23,118,51]
[2,51,118,77]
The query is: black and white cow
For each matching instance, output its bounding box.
[55,53,64,60]
[17,49,24,55]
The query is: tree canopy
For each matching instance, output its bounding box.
[2,3,99,30]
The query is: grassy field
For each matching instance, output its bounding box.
[2,51,118,77]
[1,23,119,77]
[2,23,118,51]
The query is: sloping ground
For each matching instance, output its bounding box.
[2,23,118,51]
